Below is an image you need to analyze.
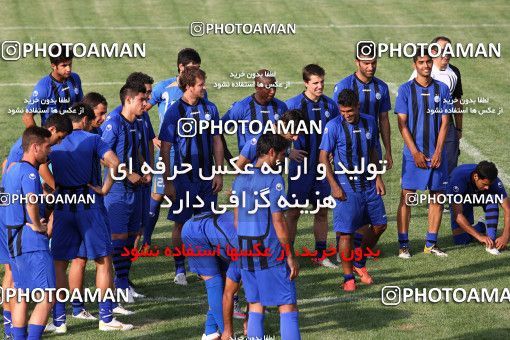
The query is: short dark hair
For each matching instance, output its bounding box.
[256,133,291,158]
[337,89,359,107]
[44,113,73,134]
[280,109,304,126]
[126,72,154,86]
[355,42,377,60]
[413,50,432,63]
[67,102,95,123]
[82,92,108,109]
[431,36,451,44]
[119,82,147,106]
[302,64,325,82]
[178,67,206,92]
[177,48,201,72]
[475,161,498,182]
[49,44,73,65]
[22,126,51,152]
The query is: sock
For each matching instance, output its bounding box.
[71,299,85,316]
[352,232,366,268]
[336,234,340,254]
[280,311,301,340]
[174,255,186,275]
[52,301,66,326]
[144,198,161,245]
[3,310,12,336]
[205,275,224,333]
[398,232,409,248]
[485,204,499,241]
[425,232,438,248]
[126,235,136,282]
[112,239,129,290]
[474,221,486,233]
[11,326,27,340]
[343,273,355,282]
[247,312,264,339]
[26,324,44,340]
[204,309,217,335]
[99,300,113,323]
[315,241,326,259]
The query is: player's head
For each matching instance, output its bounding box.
[473,161,499,190]
[355,42,377,79]
[337,89,360,123]
[22,126,52,165]
[303,64,325,98]
[413,51,433,77]
[43,113,72,145]
[126,72,154,101]
[120,81,147,116]
[255,69,276,103]
[177,48,202,74]
[431,36,452,69]
[83,92,108,128]
[179,67,206,99]
[278,109,304,141]
[256,133,290,169]
[49,44,73,79]
[67,102,96,130]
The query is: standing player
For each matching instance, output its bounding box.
[160,67,224,286]
[285,64,339,268]
[395,52,452,259]
[233,133,300,340]
[143,48,203,247]
[333,42,393,169]
[3,126,53,340]
[319,89,387,291]
[23,45,83,127]
[447,161,510,254]
[222,69,288,152]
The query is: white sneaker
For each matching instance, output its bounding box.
[233,298,246,319]
[44,322,67,334]
[336,252,341,263]
[201,332,220,340]
[119,287,135,303]
[129,285,145,298]
[317,257,338,269]
[72,309,97,320]
[486,247,501,255]
[113,303,135,315]
[398,247,412,259]
[99,318,134,331]
[174,273,188,286]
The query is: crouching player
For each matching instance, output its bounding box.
[233,133,301,340]
[319,89,387,291]
[3,127,54,340]
[448,161,510,254]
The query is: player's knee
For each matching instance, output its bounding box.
[278,304,298,313]
[372,224,387,235]
[111,233,128,240]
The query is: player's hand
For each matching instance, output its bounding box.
[153,137,161,149]
[376,176,386,196]
[430,151,442,168]
[27,218,48,234]
[331,185,346,201]
[457,130,462,140]
[221,331,233,340]
[289,149,307,163]
[127,173,143,185]
[384,152,393,170]
[286,254,299,280]
[164,182,176,202]
[212,174,223,194]
[495,234,509,250]
[87,184,106,196]
[477,235,494,248]
[142,173,152,184]
[412,151,429,169]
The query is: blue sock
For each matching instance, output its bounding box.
[174,255,186,275]
[474,221,486,233]
[425,232,438,248]
[343,273,355,282]
[144,197,161,245]
[352,232,366,268]
[72,299,85,316]
[112,239,129,290]
[126,235,136,282]
[204,309,217,335]
[247,312,264,339]
[485,204,499,240]
[315,241,326,259]
[205,275,224,333]
[99,300,113,323]
[11,326,27,340]
[52,301,66,326]
[27,324,44,340]
[3,310,12,336]
[280,311,301,340]
[398,232,409,248]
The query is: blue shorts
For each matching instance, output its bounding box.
[152,149,174,195]
[226,261,241,283]
[167,176,217,224]
[401,157,448,191]
[77,202,110,258]
[287,172,330,205]
[105,190,142,234]
[13,251,55,290]
[52,209,112,260]
[333,186,387,233]
[241,264,296,306]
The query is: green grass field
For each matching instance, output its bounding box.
[1,1,509,339]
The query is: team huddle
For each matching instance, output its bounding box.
[0,38,509,340]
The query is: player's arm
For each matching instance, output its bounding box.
[452,202,494,247]
[39,163,55,191]
[319,150,346,201]
[378,111,393,169]
[430,114,450,168]
[1,158,6,174]
[235,155,250,171]
[25,193,46,233]
[22,112,36,128]
[272,211,299,280]
[370,145,385,196]
[102,150,120,171]
[495,197,510,249]
[212,135,224,194]
[452,68,463,139]
[222,278,239,340]
[397,114,427,169]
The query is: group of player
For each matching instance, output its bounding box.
[0,35,509,340]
